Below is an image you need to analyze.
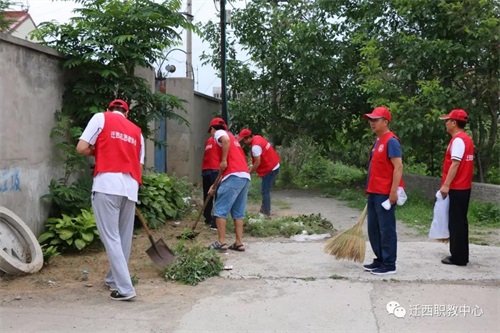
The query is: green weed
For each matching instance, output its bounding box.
[163,242,224,286]
[244,214,334,238]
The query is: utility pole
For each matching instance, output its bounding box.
[220,0,228,125]
[186,0,193,80]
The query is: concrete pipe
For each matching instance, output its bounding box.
[0,206,44,274]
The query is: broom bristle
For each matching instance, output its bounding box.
[323,206,367,263]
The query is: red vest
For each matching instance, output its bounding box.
[251,135,280,177]
[202,137,221,170]
[220,132,249,178]
[93,112,142,185]
[366,131,404,195]
[441,131,474,189]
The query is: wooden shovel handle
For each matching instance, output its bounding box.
[135,206,153,237]
[192,172,223,229]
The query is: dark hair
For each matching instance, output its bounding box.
[212,124,226,131]
[109,106,126,113]
[455,120,467,129]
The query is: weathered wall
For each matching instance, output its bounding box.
[164,78,220,184]
[404,174,499,203]
[0,33,66,235]
[0,33,229,235]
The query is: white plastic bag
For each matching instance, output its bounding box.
[429,191,450,239]
[381,187,408,210]
[397,187,407,206]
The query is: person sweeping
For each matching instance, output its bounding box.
[361,107,404,276]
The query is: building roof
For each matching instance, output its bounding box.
[3,10,32,32]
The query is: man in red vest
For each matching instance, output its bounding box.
[439,109,474,266]
[76,99,144,301]
[202,119,226,230]
[237,129,280,217]
[206,118,251,252]
[362,107,404,276]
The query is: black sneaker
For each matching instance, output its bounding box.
[363,262,381,271]
[110,290,136,301]
[371,267,396,275]
[210,223,217,231]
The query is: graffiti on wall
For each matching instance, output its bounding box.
[0,168,22,192]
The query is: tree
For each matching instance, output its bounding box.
[200,0,370,150]
[30,0,196,214]
[0,0,13,33]
[201,0,498,181]
[321,0,499,179]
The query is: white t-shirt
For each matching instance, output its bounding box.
[450,137,465,161]
[79,112,145,202]
[251,145,280,171]
[214,130,250,181]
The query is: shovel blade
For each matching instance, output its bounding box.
[146,238,176,267]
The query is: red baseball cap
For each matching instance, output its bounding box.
[108,99,129,112]
[236,128,252,141]
[362,106,392,122]
[207,117,227,132]
[439,109,469,122]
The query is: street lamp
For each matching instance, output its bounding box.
[220,0,229,125]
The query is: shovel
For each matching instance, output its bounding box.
[178,172,222,240]
[135,207,176,267]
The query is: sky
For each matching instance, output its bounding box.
[16,0,246,96]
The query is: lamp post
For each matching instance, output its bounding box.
[220,0,228,125]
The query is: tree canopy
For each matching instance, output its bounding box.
[199,0,499,181]
[0,0,13,33]
[31,0,194,137]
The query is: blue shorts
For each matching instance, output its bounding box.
[213,176,250,220]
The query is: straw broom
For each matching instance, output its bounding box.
[323,205,367,263]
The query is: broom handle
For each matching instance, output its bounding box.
[355,205,368,227]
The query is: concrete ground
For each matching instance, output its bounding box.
[1,190,499,332]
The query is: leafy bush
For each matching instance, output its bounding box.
[163,242,224,285]
[329,162,366,186]
[469,202,500,227]
[138,173,193,228]
[295,156,331,188]
[486,166,500,184]
[42,176,92,217]
[276,161,295,188]
[38,209,99,253]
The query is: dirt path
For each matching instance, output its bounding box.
[1,189,499,333]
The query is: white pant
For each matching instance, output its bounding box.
[92,192,136,297]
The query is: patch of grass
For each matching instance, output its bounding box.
[247,175,262,204]
[299,277,317,281]
[329,274,347,280]
[469,237,490,246]
[395,190,433,234]
[243,213,334,238]
[274,200,291,210]
[163,241,224,286]
[468,201,500,227]
[322,186,366,210]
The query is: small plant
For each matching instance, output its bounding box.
[138,173,193,228]
[163,242,224,286]
[131,274,140,286]
[177,228,195,240]
[40,244,61,265]
[329,274,347,280]
[38,209,99,253]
